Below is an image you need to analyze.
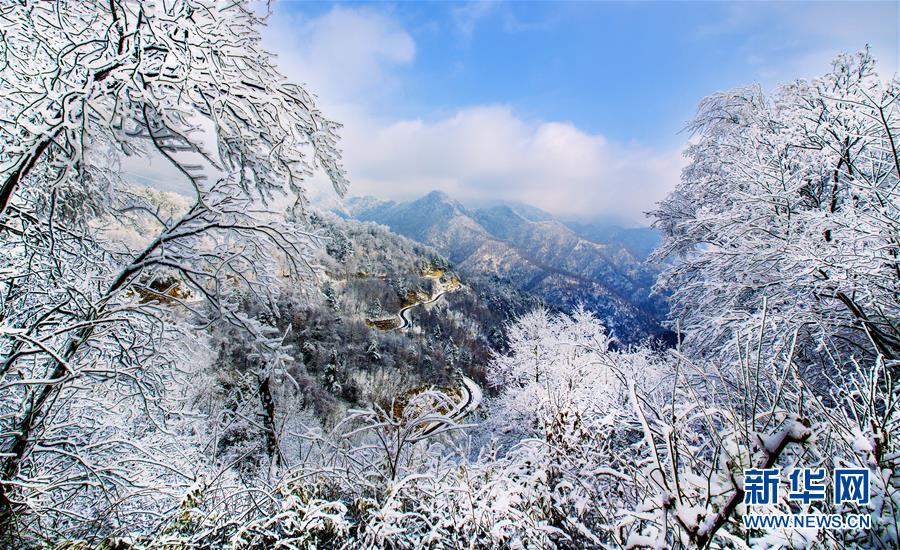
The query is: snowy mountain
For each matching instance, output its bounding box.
[564,221,663,261]
[209,210,550,448]
[342,191,672,345]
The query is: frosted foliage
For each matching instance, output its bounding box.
[0,0,349,543]
[486,306,660,440]
[0,0,348,221]
[152,310,897,548]
[653,50,900,364]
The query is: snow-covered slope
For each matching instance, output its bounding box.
[342,192,672,345]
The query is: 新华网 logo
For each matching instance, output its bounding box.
[741,467,872,532]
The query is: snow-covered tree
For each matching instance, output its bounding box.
[484,310,898,548]
[0,0,348,542]
[653,50,900,365]
[0,0,347,221]
[488,307,617,437]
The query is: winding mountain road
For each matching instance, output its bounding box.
[454,375,482,419]
[396,288,449,330]
[372,276,482,432]
[417,374,483,438]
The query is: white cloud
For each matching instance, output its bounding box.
[263,6,415,103]
[265,5,683,225]
[702,2,898,82]
[451,1,496,40]
[128,3,894,226]
[338,106,685,224]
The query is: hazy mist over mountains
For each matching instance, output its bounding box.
[339,190,671,345]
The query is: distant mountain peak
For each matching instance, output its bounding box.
[423,190,451,200]
[415,190,466,210]
[406,191,470,222]
[344,190,671,345]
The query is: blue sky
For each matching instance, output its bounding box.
[264,1,899,224]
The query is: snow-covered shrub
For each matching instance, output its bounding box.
[102,306,895,549]
[617,329,899,548]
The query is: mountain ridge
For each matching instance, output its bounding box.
[341,192,672,345]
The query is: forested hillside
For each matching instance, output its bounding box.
[344,191,672,345]
[208,212,544,474]
[0,1,896,548]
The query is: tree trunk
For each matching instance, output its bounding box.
[259,374,282,468]
[0,138,53,221]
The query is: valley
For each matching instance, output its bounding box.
[340,191,673,345]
